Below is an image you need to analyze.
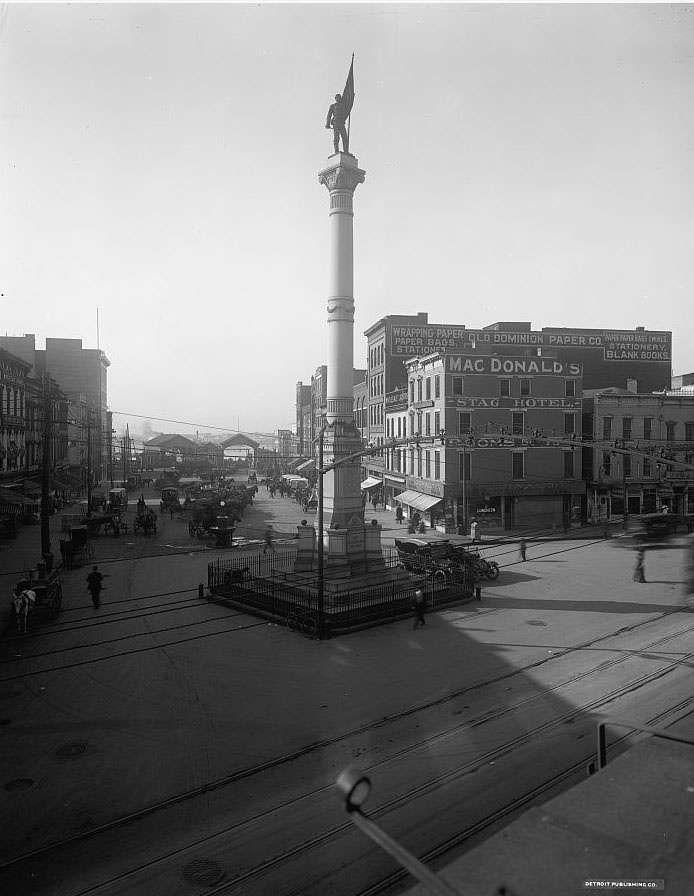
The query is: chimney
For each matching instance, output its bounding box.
[626,378,638,394]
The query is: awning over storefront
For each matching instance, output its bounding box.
[296,459,315,472]
[360,476,382,490]
[395,489,442,512]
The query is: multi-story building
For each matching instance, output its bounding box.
[0,347,32,482]
[295,382,312,458]
[0,334,110,488]
[382,350,586,534]
[583,385,694,520]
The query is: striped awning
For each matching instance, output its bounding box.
[395,489,442,512]
[296,459,315,472]
[360,476,382,490]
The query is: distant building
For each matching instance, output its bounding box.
[583,387,694,519]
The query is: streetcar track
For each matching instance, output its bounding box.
[68,650,693,896]
[2,616,691,880]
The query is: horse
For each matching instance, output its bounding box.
[12,588,36,634]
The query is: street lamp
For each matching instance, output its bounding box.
[335,768,461,896]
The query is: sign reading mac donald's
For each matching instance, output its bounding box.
[447,356,581,376]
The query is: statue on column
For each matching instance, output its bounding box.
[325,57,355,155]
[326,93,350,154]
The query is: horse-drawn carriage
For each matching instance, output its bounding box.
[12,570,63,633]
[59,525,94,568]
[160,486,183,516]
[133,506,158,536]
[300,487,319,513]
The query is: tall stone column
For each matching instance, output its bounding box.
[317,152,367,540]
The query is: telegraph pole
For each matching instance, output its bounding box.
[86,410,93,515]
[41,374,52,560]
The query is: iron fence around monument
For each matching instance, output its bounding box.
[207,550,475,635]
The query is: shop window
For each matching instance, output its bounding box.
[499,379,511,397]
[520,378,531,397]
[512,452,524,480]
[452,377,464,396]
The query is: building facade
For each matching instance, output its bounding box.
[583,387,694,521]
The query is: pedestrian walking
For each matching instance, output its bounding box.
[633,548,646,583]
[87,565,105,608]
[395,505,404,525]
[470,519,478,543]
[519,538,527,561]
[412,588,426,628]
[371,494,378,512]
[263,524,275,554]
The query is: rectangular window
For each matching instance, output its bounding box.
[685,423,694,441]
[643,458,651,477]
[602,452,611,476]
[409,381,414,403]
[512,412,524,435]
[425,450,431,478]
[425,378,431,400]
[417,379,423,402]
[434,375,440,399]
[520,378,531,397]
[563,451,574,478]
[602,417,613,440]
[499,378,511,397]
[417,449,422,477]
[564,412,575,435]
[666,422,676,442]
[425,412,431,436]
[565,379,576,397]
[452,377,463,396]
[622,417,632,440]
[624,455,632,477]
[434,410,440,435]
[459,451,470,482]
[434,452,441,480]
[409,448,414,474]
[512,452,524,480]
[459,412,471,435]
[643,417,653,440]
[397,417,401,438]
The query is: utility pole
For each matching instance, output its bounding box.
[41,374,52,561]
[317,429,325,640]
[623,450,629,533]
[87,409,93,516]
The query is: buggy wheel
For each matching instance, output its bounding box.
[485,562,500,580]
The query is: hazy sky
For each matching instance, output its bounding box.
[2,2,693,440]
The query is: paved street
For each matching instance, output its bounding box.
[1,486,692,895]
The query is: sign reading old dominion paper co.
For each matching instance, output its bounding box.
[389,323,672,392]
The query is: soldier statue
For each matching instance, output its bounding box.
[326,92,350,154]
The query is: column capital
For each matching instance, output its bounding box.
[318,153,366,193]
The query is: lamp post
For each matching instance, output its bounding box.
[317,428,325,640]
